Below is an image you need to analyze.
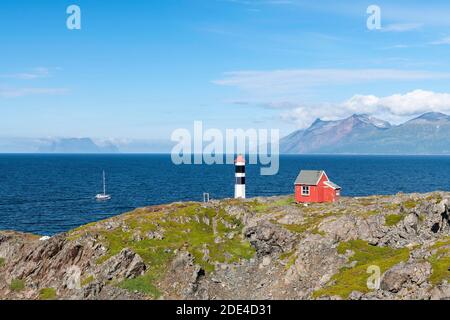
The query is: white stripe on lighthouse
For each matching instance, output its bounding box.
[235,154,246,199]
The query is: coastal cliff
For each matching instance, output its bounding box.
[0,192,449,300]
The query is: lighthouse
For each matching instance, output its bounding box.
[234,154,246,199]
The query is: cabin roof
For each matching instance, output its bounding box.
[294,170,325,186]
[324,180,341,190]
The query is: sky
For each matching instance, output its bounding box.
[2,0,450,146]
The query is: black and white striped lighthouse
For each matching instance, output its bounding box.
[234,154,246,199]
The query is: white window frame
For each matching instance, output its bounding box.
[301,186,310,196]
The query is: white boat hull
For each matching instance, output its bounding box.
[96,194,111,201]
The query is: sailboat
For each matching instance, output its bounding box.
[95,170,111,201]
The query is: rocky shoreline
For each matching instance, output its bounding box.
[0,192,449,300]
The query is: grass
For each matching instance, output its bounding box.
[9,279,25,292]
[275,210,346,235]
[360,210,381,218]
[285,254,297,270]
[403,199,419,209]
[247,196,295,213]
[311,227,326,236]
[119,274,161,298]
[279,251,297,270]
[39,288,57,300]
[313,240,410,299]
[357,198,376,206]
[429,254,450,285]
[384,214,405,227]
[428,238,450,285]
[281,223,310,234]
[432,237,450,249]
[426,194,443,203]
[383,203,401,211]
[272,196,295,206]
[81,275,94,287]
[89,204,255,298]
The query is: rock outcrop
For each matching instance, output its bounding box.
[0,192,448,300]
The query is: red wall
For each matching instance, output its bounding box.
[295,185,320,202]
[295,174,339,203]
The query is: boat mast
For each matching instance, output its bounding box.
[103,170,106,195]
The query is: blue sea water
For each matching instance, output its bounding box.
[1,154,450,236]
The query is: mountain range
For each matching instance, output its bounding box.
[3,112,450,154]
[0,137,173,153]
[280,112,450,154]
[37,138,119,153]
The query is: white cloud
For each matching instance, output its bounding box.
[214,69,450,97]
[431,36,450,45]
[280,90,450,129]
[215,69,450,128]
[344,90,450,117]
[0,67,66,98]
[0,87,68,98]
[0,67,51,80]
[381,23,423,32]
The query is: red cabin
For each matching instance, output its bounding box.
[294,170,341,203]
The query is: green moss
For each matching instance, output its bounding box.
[272,196,295,206]
[39,288,57,300]
[384,214,405,226]
[429,254,450,285]
[9,279,25,292]
[285,254,297,270]
[432,237,450,249]
[67,221,99,241]
[313,240,409,299]
[247,200,268,213]
[96,204,255,298]
[119,274,161,298]
[0,257,5,267]
[357,198,376,206]
[361,210,381,218]
[282,223,310,234]
[96,255,110,265]
[279,251,292,260]
[403,199,419,209]
[426,194,443,203]
[279,251,297,270]
[311,227,326,236]
[247,196,295,214]
[81,275,94,287]
[275,211,341,235]
[428,240,450,285]
[383,203,400,210]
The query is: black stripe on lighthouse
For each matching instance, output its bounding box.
[235,165,245,173]
[236,177,246,185]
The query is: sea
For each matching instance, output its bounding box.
[1,154,450,236]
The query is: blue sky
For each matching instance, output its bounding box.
[2,0,450,143]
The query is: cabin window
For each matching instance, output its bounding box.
[302,186,310,196]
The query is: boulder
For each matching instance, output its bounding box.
[430,283,450,300]
[244,221,296,256]
[100,249,146,281]
[381,262,432,293]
